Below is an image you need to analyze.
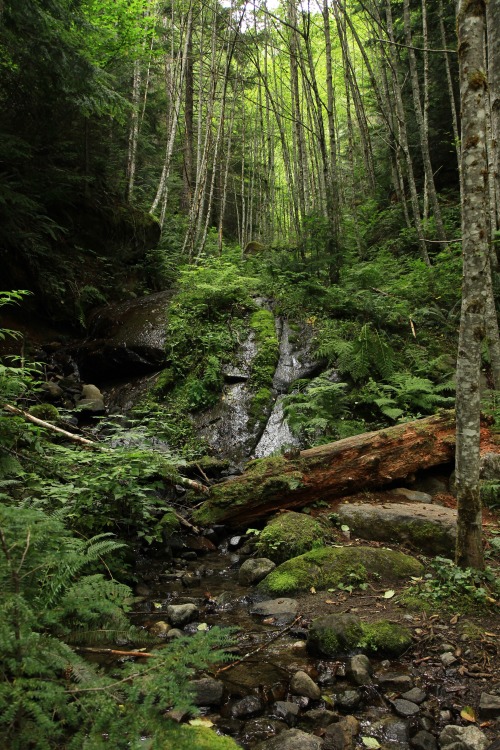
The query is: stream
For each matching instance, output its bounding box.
[130,538,481,750]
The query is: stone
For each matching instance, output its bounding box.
[254,728,323,750]
[479,452,500,480]
[250,598,298,622]
[349,654,372,686]
[256,511,327,563]
[166,628,183,639]
[336,502,456,555]
[40,381,64,400]
[402,687,427,704]
[242,717,287,744]
[439,725,490,750]
[303,708,338,727]
[440,652,457,667]
[148,620,170,637]
[308,614,412,658]
[271,701,300,725]
[392,698,420,717]
[410,730,438,750]
[239,558,276,586]
[376,672,413,692]
[190,677,224,706]
[322,716,359,750]
[289,670,321,700]
[230,695,263,719]
[335,690,362,711]
[166,603,198,627]
[479,692,500,718]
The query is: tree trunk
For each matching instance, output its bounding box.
[455,0,488,570]
[194,412,467,526]
[487,0,500,243]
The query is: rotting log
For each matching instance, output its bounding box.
[193,411,498,527]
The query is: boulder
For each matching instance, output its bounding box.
[249,598,298,624]
[258,545,423,596]
[308,614,412,658]
[166,603,198,627]
[336,502,456,555]
[75,290,173,379]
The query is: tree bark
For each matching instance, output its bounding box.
[194,412,471,526]
[455,0,488,570]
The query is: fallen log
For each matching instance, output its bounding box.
[193,411,497,526]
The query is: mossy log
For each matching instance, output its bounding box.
[194,411,497,526]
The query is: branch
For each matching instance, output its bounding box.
[2,405,98,448]
[74,647,155,658]
[374,37,456,54]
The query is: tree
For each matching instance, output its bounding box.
[454,0,489,570]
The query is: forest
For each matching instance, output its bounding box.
[0,0,500,748]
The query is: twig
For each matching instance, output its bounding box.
[213,615,302,676]
[172,509,200,533]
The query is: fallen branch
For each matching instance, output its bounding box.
[213,615,302,676]
[74,647,155,658]
[3,404,97,447]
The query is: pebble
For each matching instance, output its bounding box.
[377,672,413,692]
[349,654,373,686]
[410,729,438,750]
[290,670,321,700]
[440,652,458,667]
[271,700,300,725]
[335,689,362,711]
[402,687,427,704]
[479,692,500,718]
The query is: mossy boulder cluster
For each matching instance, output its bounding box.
[255,511,327,563]
[258,545,424,595]
[307,613,412,657]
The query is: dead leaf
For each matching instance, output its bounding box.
[450,615,459,624]
[189,718,214,727]
[310,586,317,594]
[460,706,476,723]
[383,590,395,599]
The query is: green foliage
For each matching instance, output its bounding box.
[405,557,500,610]
[283,374,350,444]
[316,322,396,382]
[358,373,455,421]
[0,504,233,750]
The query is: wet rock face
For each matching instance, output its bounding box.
[75,290,173,379]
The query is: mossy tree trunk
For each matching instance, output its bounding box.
[455,0,489,570]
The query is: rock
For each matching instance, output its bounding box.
[148,620,170,637]
[76,290,173,379]
[402,687,427,704]
[349,654,372,686]
[250,598,298,624]
[256,512,327,563]
[322,716,359,750]
[376,672,413,692]
[336,502,456,555]
[242,717,288,744]
[308,614,412,658]
[166,603,198,627]
[439,725,490,750]
[371,717,409,743]
[77,384,106,413]
[479,452,500,480]
[303,708,338,727]
[239,558,276,586]
[181,534,218,554]
[271,701,300,725]
[254,728,323,750]
[230,695,263,719]
[479,692,500,718]
[166,628,183,639]
[335,690,362,711]
[389,488,433,503]
[259,546,423,596]
[410,730,438,750]
[40,381,64,400]
[440,652,457,667]
[392,698,420,717]
[289,670,321,700]
[190,677,224,706]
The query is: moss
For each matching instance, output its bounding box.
[162,724,241,750]
[406,521,453,556]
[29,403,60,421]
[258,546,423,595]
[256,511,326,563]
[153,367,176,396]
[249,387,273,427]
[248,309,279,426]
[480,480,500,509]
[360,620,412,655]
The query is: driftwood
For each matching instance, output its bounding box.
[195,411,495,526]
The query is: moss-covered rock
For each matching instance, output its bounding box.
[256,511,327,563]
[160,723,241,750]
[258,545,423,596]
[29,403,60,421]
[307,614,412,657]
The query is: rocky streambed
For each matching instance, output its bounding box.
[130,528,500,750]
